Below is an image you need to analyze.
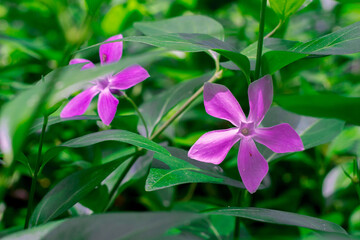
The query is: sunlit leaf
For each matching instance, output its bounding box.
[146,147,248,191]
[269,0,306,20]
[134,15,225,40]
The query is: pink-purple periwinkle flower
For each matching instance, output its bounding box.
[188,75,304,193]
[60,34,150,125]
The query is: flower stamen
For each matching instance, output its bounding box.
[241,128,250,136]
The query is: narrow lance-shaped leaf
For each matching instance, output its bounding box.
[146,147,252,191]
[134,15,225,40]
[29,159,123,226]
[42,130,170,169]
[6,212,204,240]
[207,207,347,234]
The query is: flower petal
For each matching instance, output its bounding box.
[60,87,99,118]
[99,34,123,65]
[204,83,246,127]
[69,58,95,70]
[98,88,119,125]
[248,75,273,126]
[110,65,150,90]
[253,123,304,153]
[238,138,268,194]
[188,128,240,164]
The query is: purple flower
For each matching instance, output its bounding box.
[188,75,304,193]
[60,34,150,125]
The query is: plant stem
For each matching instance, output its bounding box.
[123,93,149,138]
[254,0,267,80]
[265,20,283,39]
[103,154,139,212]
[24,115,48,229]
[233,190,241,240]
[150,69,222,141]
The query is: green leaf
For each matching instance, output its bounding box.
[30,114,135,134]
[42,130,170,168]
[322,162,353,197]
[207,207,348,234]
[134,15,225,40]
[7,212,203,240]
[146,147,247,191]
[258,107,345,162]
[138,72,213,137]
[223,38,303,73]
[290,21,360,55]
[29,159,122,226]
[29,115,100,134]
[275,94,360,125]
[0,69,62,164]
[269,0,306,20]
[261,51,306,74]
[2,221,63,240]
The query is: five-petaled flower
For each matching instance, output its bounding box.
[60,34,150,125]
[188,75,304,193]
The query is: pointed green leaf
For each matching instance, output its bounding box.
[7,212,203,240]
[269,0,306,20]
[208,207,347,234]
[134,15,224,40]
[42,130,170,168]
[30,159,122,226]
[146,147,248,191]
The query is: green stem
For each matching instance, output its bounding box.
[149,53,221,141]
[264,20,283,39]
[150,69,222,141]
[233,190,241,240]
[103,154,139,212]
[254,0,267,80]
[24,115,48,229]
[123,94,149,138]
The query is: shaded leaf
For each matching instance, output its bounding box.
[275,94,360,125]
[29,159,122,226]
[6,212,203,240]
[208,207,348,234]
